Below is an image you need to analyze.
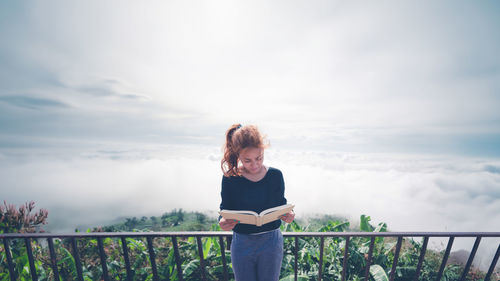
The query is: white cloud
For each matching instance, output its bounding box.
[1,142,499,267]
[2,144,499,233]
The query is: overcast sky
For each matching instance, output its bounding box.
[1,0,500,155]
[1,0,500,267]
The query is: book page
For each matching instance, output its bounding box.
[219,204,294,226]
[260,204,294,216]
[220,209,259,216]
[219,210,258,225]
[260,204,295,225]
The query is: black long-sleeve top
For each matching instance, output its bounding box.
[219,167,287,234]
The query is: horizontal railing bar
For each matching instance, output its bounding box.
[283,232,500,237]
[0,232,233,238]
[2,231,499,239]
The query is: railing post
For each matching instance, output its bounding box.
[196,236,207,281]
[295,236,299,281]
[3,238,17,281]
[71,237,84,281]
[485,243,500,281]
[364,237,376,281]
[318,237,325,281]
[436,236,454,281]
[389,236,403,281]
[414,236,429,281]
[172,236,184,281]
[96,237,110,281]
[341,236,350,281]
[120,236,133,281]
[146,236,159,281]
[47,238,61,281]
[459,236,481,281]
[25,237,38,281]
[219,236,229,281]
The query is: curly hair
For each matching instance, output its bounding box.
[221,124,269,177]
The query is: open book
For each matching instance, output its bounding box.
[219,204,294,227]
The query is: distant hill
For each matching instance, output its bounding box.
[92,209,354,233]
[448,249,469,266]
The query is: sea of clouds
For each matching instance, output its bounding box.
[1,143,499,269]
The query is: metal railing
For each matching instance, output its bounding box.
[1,231,500,281]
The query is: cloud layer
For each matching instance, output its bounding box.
[1,144,499,268]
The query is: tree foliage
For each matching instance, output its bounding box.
[0,201,48,234]
[0,204,497,281]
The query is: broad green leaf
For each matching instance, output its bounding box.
[202,237,212,258]
[182,259,199,277]
[374,222,387,232]
[370,264,389,281]
[104,237,112,245]
[383,242,397,255]
[360,215,374,232]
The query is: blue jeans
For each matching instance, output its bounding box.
[231,229,284,281]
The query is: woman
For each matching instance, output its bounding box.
[219,123,294,281]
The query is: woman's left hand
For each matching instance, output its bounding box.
[280,211,295,223]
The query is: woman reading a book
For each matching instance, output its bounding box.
[219,123,295,281]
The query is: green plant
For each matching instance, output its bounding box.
[1,213,492,281]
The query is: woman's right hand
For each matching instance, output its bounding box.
[219,217,238,231]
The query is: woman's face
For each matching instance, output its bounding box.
[238,147,264,175]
